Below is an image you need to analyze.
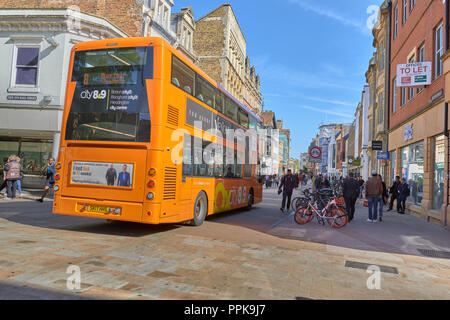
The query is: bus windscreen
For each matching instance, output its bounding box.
[65,47,152,142]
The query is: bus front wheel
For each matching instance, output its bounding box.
[188,191,208,226]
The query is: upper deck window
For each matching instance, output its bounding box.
[171,55,195,95]
[72,47,151,86]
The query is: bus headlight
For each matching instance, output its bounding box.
[147,192,154,200]
[54,185,60,192]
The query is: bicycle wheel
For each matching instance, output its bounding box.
[291,197,303,210]
[294,207,314,225]
[327,208,348,228]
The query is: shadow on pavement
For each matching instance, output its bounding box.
[0,200,178,238]
[207,189,450,259]
[0,281,95,300]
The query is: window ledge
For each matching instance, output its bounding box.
[7,87,40,93]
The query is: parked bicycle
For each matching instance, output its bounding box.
[293,188,348,228]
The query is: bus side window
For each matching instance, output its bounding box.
[171,55,195,95]
[215,92,224,114]
[182,134,193,177]
[214,143,224,178]
[238,109,249,128]
[225,98,237,122]
[195,75,215,108]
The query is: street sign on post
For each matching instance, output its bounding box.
[309,146,322,163]
[396,62,432,87]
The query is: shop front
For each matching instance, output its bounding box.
[388,100,447,226]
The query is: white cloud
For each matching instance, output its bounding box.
[288,0,370,35]
[295,105,354,118]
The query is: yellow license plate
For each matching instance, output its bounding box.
[88,205,110,214]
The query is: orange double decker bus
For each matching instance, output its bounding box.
[53,37,263,226]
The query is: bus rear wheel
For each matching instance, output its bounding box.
[188,191,208,226]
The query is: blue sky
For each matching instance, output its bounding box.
[173,0,384,159]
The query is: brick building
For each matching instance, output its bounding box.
[0,0,144,36]
[193,4,262,115]
[388,0,447,225]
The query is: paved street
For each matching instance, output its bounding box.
[0,188,449,300]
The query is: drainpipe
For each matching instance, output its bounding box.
[386,0,393,183]
[445,0,449,227]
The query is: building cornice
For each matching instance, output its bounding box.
[0,9,127,38]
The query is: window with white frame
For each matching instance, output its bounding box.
[401,86,406,107]
[394,5,398,39]
[163,6,169,29]
[435,23,444,79]
[13,46,40,87]
[393,77,397,114]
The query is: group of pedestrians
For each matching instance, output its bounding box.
[276,169,411,222]
[0,155,23,199]
[1,155,56,202]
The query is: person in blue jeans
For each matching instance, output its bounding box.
[365,170,383,222]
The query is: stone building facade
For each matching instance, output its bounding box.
[193,4,262,115]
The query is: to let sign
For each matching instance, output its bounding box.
[397,62,432,87]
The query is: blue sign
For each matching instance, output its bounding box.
[377,152,390,160]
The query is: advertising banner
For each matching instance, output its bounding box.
[71,161,134,187]
[396,62,432,87]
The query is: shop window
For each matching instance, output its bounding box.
[390,150,397,184]
[0,140,52,175]
[433,135,445,210]
[401,141,424,205]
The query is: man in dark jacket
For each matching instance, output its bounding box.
[388,176,401,212]
[106,164,117,186]
[342,173,359,222]
[279,169,297,212]
[397,178,410,214]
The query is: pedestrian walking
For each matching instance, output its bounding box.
[16,157,24,197]
[314,174,323,191]
[376,174,385,221]
[397,178,410,214]
[36,158,56,203]
[365,170,383,222]
[358,177,365,198]
[342,172,359,222]
[278,169,297,213]
[388,176,401,212]
[3,155,22,200]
